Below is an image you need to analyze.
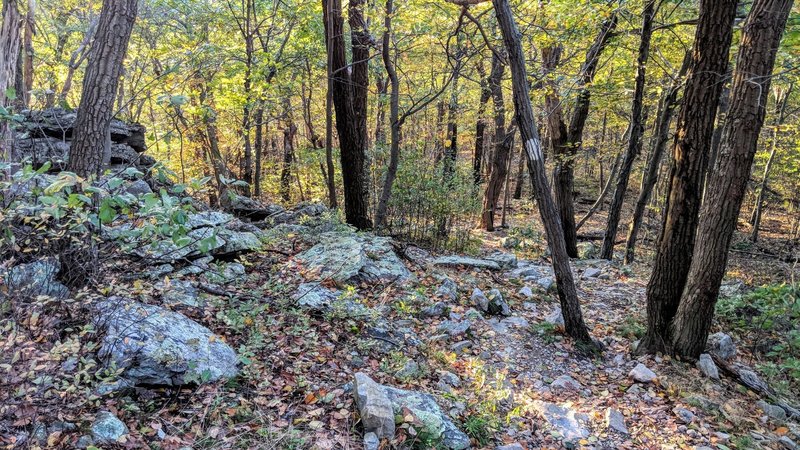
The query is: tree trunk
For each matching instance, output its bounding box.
[639,0,738,355]
[0,0,21,152]
[600,1,654,260]
[67,0,138,178]
[494,0,595,349]
[17,0,33,108]
[512,146,525,199]
[375,75,388,148]
[480,52,509,231]
[670,0,792,358]
[280,121,297,202]
[473,59,491,184]
[323,0,371,229]
[253,107,264,198]
[323,0,338,209]
[576,151,621,231]
[624,52,691,264]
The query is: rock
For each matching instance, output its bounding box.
[496,444,524,450]
[696,353,719,379]
[124,179,153,196]
[436,278,458,301]
[605,408,628,434]
[472,288,510,316]
[422,302,448,318]
[450,340,472,354]
[778,436,797,449]
[156,279,201,307]
[363,431,380,450]
[718,279,745,298]
[432,255,501,271]
[485,250,518,269]
[518,286,534,299]
[706,332,736,361]
[577,242,597,259]
[439,371,461,387]
[267,202,328,225]
[437,320,471,337]
[202,261,246,284]
[673,407,695,424]
[550,375,581,390]
[94,297,239,386]
[537,277,555,291]
[501,316,530,328]
[293,283,340,310]
[353,373,397,439]
[91,411,128,444]
[396,360,421,380]
[471,288,489,310]
[3,257,69,300]
[532,401,590,443]
[757,400,787,421]
[75,435,94,449]
[545,307,565,329]
[221,191,284,221]
[295,232,412,286]
[582,267,602,278]
[629,363,657,383]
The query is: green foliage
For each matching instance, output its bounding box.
[462,414,492,446]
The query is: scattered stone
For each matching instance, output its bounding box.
[778,436,797,449]
[439,371,461,387]
[450,340,472,354]
[706,332,736,361]
[295,232,412,286]
[75,435,94,449]
[156,279,201,307]
[203,261,246,284]
[629,363,657,383]
[673,407,695,424]
[757,400,787,421]
[422,301,449,318]
[582,267,602,278]
[696,353,719,379]
[532,401,590,443]
[436,278,458,301]
[124,179,152,196]
[501,317,530,328]
[545,307,565,329]
[437,320,471,337]
[577,242,597,260]
[484,250,518,269]
[550,374,581,390]
[363,431,380,450]
[3,257,69,300]
[433,255,501,271]
[354,373,469,449]
[496,444,524,450]
[473,288,510,316]
[605,408,628,434]
[395,360,421,380]
[91,411,128,444]
[518,286,534,299]
[94,297,239,386]
[537,277,555,292]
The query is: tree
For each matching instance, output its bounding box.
[67,0,139,177]
[670,0,793,358]
[0,0,22,149]
[322,0,371,229]
[600,1,654,260]
[479,52,511,231]
[638,0,738,354]
[493,0,595,349]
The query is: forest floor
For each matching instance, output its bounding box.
[1,191,799,450]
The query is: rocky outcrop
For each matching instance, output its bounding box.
[2,257,69,300]
[94,297,239,386]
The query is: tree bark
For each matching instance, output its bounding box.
[480,52,510,231]
[67,0,138,178]
[600,1,654,260]
[624,52,691,264]
[0,0,21,152]
[670,0,792,358]
[253,107,264,198]
[280,120,297,202]
[639,0,738,354]
[493,0,595,348]
[473,59,491,184]
[577,151,621,231]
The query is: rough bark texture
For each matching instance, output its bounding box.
[670,0,792,358]
[624,52,691,264]
[67,0,138,177]
[323,0,371,229]
[639,0,738,354]
[600,1,654,260]
[480,53,509,231]
[280,121,297,202]
[0,0,22,151]
[473,60,491,184]
[494,0,595,348]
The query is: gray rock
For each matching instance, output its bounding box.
[433,255,501,271]
[778,436,797,449]
[4,258,69,300]
[471,288,489,311]
[91,411,128,444]
[501,316,530,328]
[76,435,94,449]
[485,250,518,269]
[757,400,787,421]
[94,297,238,386]
[450,341,472,354]
[577,242,597,260]
[532,400,590,443]
[422,302,448,318]
[696,353,719,379]
[156,279,201,307]
[439,371,461,387]
[436,278,458,302]
[550,374,581,390]
[629,363,657,383]
[438,320,471,337]
[537,277,555,292]
[496,445,524,450]
[203,262,246,284]
[706,332,736,361]
[353,373,397,439]
[582,268,602,278]
[363,431,380,450]
[296,232,412,286]
[605,408,628,434]
[473,288,510,316]
[395,360,421,380]
[124,179,152,196]
[545,307,565,328]
[673,407,695,424]
[518,286,534,299]
[294,283,340,309]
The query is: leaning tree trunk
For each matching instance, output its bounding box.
[0,0,22,152]
[639,0,738,355]
[67,0,138,178]
[670,0,792,358]
[624,52,691,264]
[493,0,595,349]
[480,52,510,231]
[600,1,654,260]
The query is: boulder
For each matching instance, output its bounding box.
[3,258,69,300]
[484,250,518,269]
[437,320,471,337]
[518,286,534,299]
[582,267,602,278]
[156,279,201,307]
[295,232,412,286]
[696,353,719,379]
[90,411,128,444]
[629,363,657,383]
[756,400,787,421]
[353,373,396,439]
[605,408,628,434]
[673,407,695,424]
[421,302,448,318]
[472,288,510,316]
[435,277,458,302]
[433,255,501,271]
[537,277,555,291]
[94,297,238,386]
[550,374,581,390]
[532,401,590,443]
[545,307,565,329]
[706,332,736,361]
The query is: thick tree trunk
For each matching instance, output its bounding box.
[600,1,654,260]
[494,0,595,349]
[639,0,738,354]
[67,0,138,178]
[480,53,509,231]
[671,0,792,358]
[624,52,691,264]
[323,0,371,228]
[0,0,21,152]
